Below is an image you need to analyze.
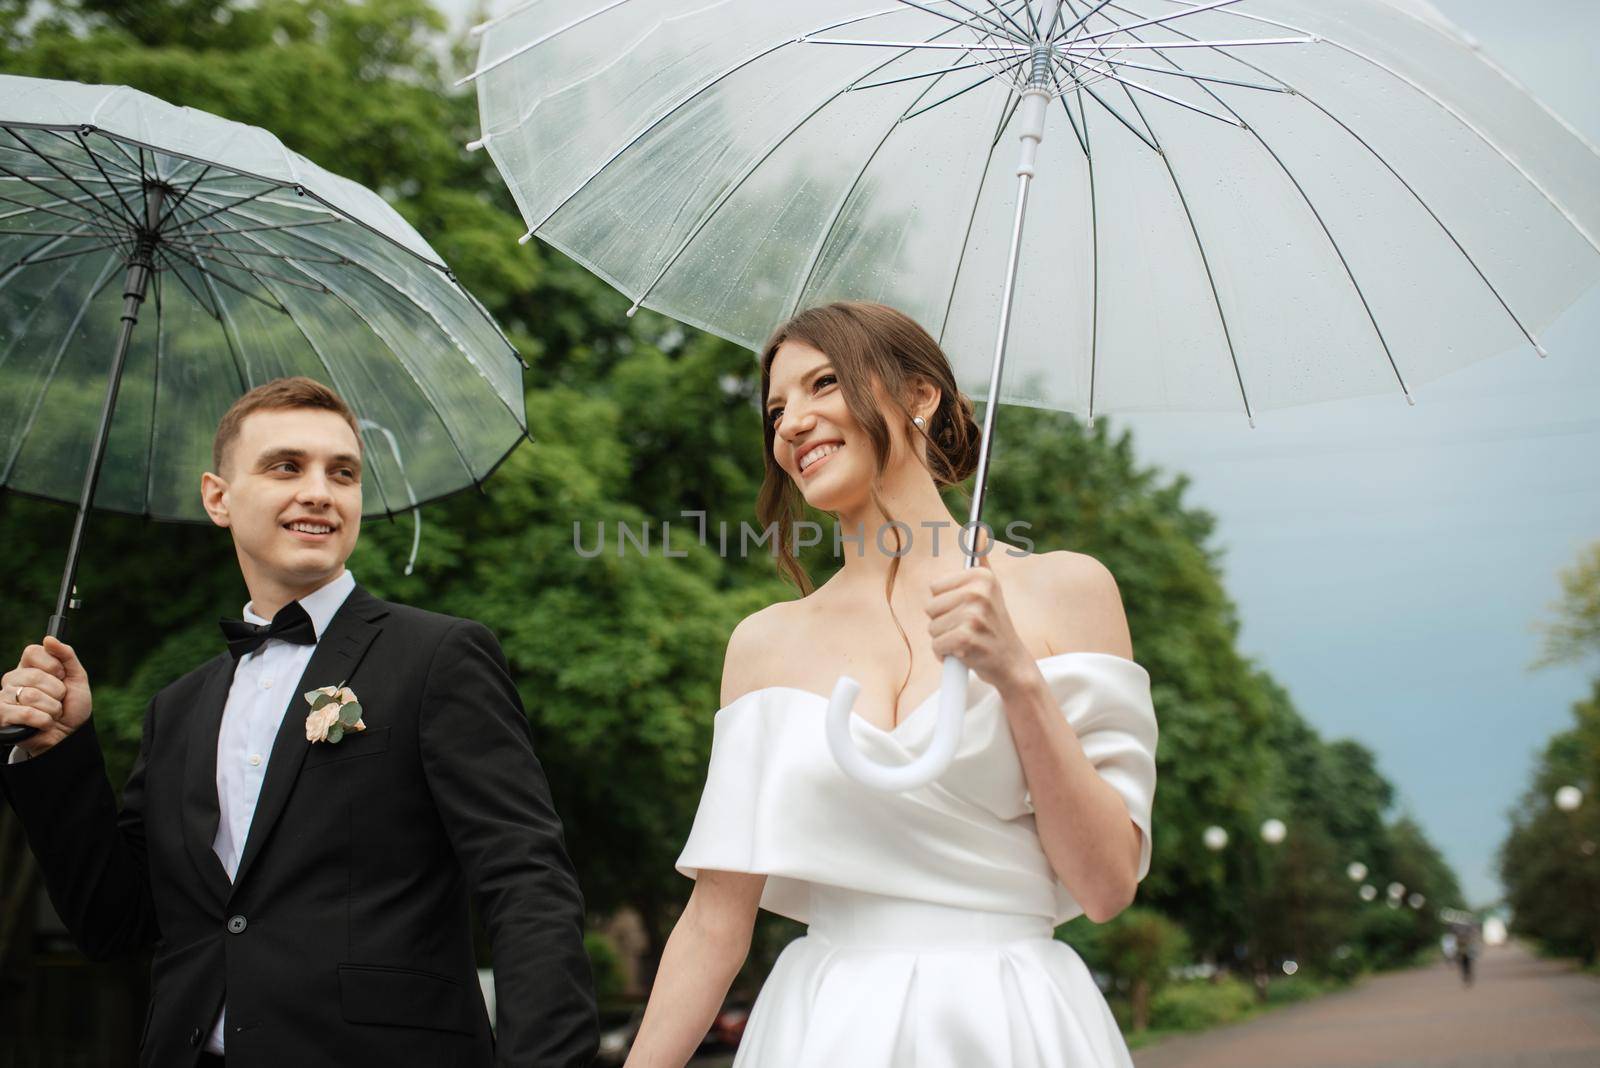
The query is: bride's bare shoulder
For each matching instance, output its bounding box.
[1026,549,1133,660]
[719,598,814,707]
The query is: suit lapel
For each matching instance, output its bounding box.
[181,653,238,902]
[229,587,388,895]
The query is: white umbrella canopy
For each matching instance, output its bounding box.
[467,0,1600,790]
[467,0,1600,423]
[1,73,527,523]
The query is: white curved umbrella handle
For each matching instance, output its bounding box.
[825,655,969,791]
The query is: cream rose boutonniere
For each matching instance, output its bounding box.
[304,682,366,744]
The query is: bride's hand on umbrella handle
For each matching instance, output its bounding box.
[926,539,1034,699]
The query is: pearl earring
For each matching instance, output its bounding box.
[913,416,926,429]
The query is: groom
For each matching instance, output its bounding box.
[0,377,598,1067]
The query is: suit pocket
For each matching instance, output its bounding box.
[338,962,475,1034]
[305,725,391,767]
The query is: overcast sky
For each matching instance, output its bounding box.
[446,0,1599,905]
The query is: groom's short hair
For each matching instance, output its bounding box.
[213,376,362,475]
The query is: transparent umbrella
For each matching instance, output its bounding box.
[466,0,1600,789]
[0,74,527,743]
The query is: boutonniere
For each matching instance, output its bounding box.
[304,681,366,744]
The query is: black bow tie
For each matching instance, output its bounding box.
[220,600,317,661]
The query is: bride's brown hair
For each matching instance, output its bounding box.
[757,303,982,712]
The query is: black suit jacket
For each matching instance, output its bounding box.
[1,587,599,1068]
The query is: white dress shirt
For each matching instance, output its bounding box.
[205,569,356,1055]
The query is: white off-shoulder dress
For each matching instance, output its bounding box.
[676,652,1159,1067]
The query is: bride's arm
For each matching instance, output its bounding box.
[623,868,766,1068]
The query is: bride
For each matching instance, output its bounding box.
[625,301,1158,1067]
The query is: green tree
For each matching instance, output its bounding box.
[1533,540,1600,671]
[1498,680,1600,963]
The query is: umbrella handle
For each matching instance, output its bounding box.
[824,655,968,791]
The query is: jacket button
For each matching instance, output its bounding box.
[227,914,248,934]
[189,1028,202,1046]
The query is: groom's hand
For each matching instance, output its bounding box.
[1,637,93,757]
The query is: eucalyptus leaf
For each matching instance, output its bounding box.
[338,701,363,727]
[327,722,345,744]
[310,691,336,711]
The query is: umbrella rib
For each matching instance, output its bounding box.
[71,129,142,223]
[521,5,968,236]
[0,190,125,244]
[40,126,456,276]
[1054,87,1089,158]
[929,0,1029,43]
[3,239,124,268]
[1072,59,1246,126]
[1,256,123,483]
[154,249,224,319]
[457,0,639,86]
[198,260,258,396]
[0,244,86,363]
[41,128,140,179]
[0,227,96,272]
[96,134,147,178]
[1121,0,1599,254]
[1100,45,1256,426]
[3,128,132,191]
[786,51,977,320]
[852,56,1013,92]
[1072,53,1289,93]
[0,232,74,293]
[158,216,331,294]
[0,160,133,237]
[185,217,340,238]
[893,0,1028,45]
[985,0,1036,41]
[231,230,486,480]
[901,58,1028,122]
[935,88,1022,347]
[624,20,993,316]
[144,269,162,512]
[803,38,1028,52]
[165,237,347,266]
[195,201,529,433]
[17,145,137,222]
[1120,22,1412,401]
[1106,0,1550,356]
[1076,82,1159,152]
[1072,0,1244,43]
[1058,38,1313,51]
[1060,0,1118,37]
[156,244,283,316]
[238,273,399,517]
[1061,70,1102,425]
[171,183,279,232]
[171,187,525,425]
[309,276,481,485]
[154,163,217,233]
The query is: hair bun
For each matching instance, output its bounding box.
[930,390,981,486]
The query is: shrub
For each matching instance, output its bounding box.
[1149,976,1257,1031]
[585,932,627,1003]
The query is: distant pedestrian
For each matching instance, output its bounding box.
[1457,929,1477,987]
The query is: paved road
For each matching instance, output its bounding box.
[1135,942,1600,1068]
